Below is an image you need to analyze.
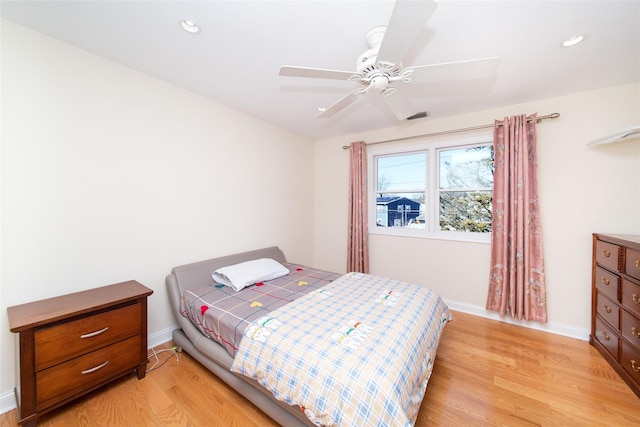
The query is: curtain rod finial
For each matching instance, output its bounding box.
[538,112,560,122]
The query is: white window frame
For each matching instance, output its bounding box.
[367,133,493,244]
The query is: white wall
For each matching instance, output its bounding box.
[313,82,640,337]
[0,20,314,411]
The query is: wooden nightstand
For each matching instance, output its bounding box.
[7,280,153,426]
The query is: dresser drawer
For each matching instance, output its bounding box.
[595,266,620,302]
[36,335,141,410]
[35,302,141,371]
[596,240,621,272]
[621,340,640,387]
[622,278,640,317]
[595,317,619,359]
[621,309,640,348]
[596,292,620,329]
[626,248,640,281]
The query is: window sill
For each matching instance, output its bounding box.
[369,227,491,244]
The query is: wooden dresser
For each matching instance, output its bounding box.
[7,280,153,426]
[591,234,640,398]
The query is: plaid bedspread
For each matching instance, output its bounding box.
[231,272,452,427]
[182,263,342,357]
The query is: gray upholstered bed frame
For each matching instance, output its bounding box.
[166,246,314,426]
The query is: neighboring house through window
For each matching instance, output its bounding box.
[368,135,494,243]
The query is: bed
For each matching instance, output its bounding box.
[166,246,451,426]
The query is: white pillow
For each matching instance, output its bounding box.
[212,258,289,292]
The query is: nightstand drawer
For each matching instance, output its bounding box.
[626,248,640,281]
[36,335,141,410]
[595,317,619,359]
[596,292,619,329]
[595,266,620,302]
[35,302,141,371]
[596,240,621,272]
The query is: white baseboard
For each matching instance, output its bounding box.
[0,325,180,415]
[445,300,590,341]
[148,325,180,349]
[1,311,588,416]
[0,390,15,417]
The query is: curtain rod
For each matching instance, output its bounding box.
[342,112,560,149]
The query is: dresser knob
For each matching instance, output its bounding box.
[636,259,640,269]
[632,360,640,373]
[602,250,611,258]
[601,277,610,286]
[632,327,640,338]
[603,305,612,314]
[633,294,640,304]
[601,331,610,341]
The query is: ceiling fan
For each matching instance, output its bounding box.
[279,0,501,120]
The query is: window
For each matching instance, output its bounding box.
[438,145,493,233]
[375,152,426,229]
[368,136,494,242]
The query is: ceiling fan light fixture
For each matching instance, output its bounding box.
[370,75,389,92]
[562,34,585,47]
[180,20,200,34]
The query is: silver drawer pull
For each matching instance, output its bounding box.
[81,360,109,375]
[80,326,109,339]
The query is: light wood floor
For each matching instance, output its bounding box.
[2,311,639,426]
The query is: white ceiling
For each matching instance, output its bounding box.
[2,0,639,141]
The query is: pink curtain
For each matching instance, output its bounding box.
[347,141,369,273]
[486,114,547,322]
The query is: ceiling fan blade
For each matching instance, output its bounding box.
[376,0,438,67]
[406,57,502,83]
[318,88,366,118]
[384,92,418,121]
[280,65,358,81]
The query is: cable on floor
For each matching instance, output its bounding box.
[146,345,181,372]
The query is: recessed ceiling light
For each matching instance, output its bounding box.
[562,34,585,47]
[180,20,200,34]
